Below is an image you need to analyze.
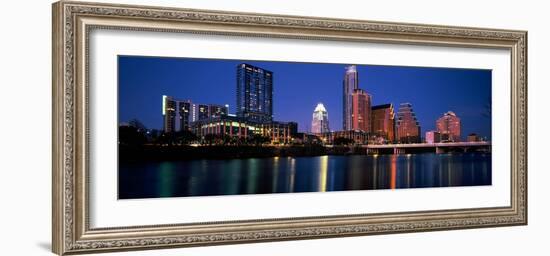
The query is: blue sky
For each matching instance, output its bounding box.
[119,56,491,139]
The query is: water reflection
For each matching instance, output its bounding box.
[157,162,174,197]
[119,153,492,199]
[319,155,328,192]
[390,155,397,189]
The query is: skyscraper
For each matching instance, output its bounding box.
[436,111,461,142]
[162,95,177,133]
[371,103,395,142]
[343,65,359,130]
[311,103,330,134]
[396,103,421,143]
[178,100,192,131]
[236,63,273,123]
[351,89,372,132]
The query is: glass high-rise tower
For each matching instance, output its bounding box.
[343,65,359,130]
[311,103,330,134]
[236,63,273,123]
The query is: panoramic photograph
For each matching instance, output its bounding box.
[118,56,492,199]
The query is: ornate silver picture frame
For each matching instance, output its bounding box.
[52,1,527,255]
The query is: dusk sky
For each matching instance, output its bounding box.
[119,56,492,140]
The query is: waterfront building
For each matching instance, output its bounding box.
[192,115,294,144]
[425,131,441,144]
[319,130,369,145]
[467,133,480,142]
[208,104,229,119]
[196,104,210,121]
[288,122,298,135]
[178,100,192,131]
[396,103,421,143]
[311,103,330,134]
[371,103,395,143]
[436,111,461,142]
[236,63,273,123]
[351,89,372,132]
[162,95,178,133]
[290,132,320,144]
[162,95,228,133]
[343,65,359,130]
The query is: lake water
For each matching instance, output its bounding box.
[118,153,491,199]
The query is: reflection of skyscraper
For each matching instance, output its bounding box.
[343,65,358,130]
[351,89,372,132]
[236,63,273,123]
[311,103,330,134]
[371,103,395,142]
[436,111,461,142]
[162,95,228,133]
[396,103,421,143]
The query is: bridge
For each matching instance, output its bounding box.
[359,141,491,154]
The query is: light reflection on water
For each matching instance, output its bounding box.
[119,153,491,199]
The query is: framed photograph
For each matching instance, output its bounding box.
[52,1,527,255]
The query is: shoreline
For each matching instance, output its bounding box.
[119,145,490,162]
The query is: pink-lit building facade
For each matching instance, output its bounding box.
[351,89,372,132]
[436,111,461,142]
[425,131,441,144]
[396,103,421,143]
[371,104,395,143]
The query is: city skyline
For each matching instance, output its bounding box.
[119,56,492,140]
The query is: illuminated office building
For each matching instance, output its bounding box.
[236,63,273,123]
[396,103,421,143]
[467,133,480,142]
[351,89,372,132]
[343,65,359,130]
[371,103,395,142]
[436,111,461,142]
[162,95,178,133]
[311,103,330,134]
[319,130,369,145]
[178,100,192,131]
[162,95,228,133]
[425,131,441,144]
[192,116,294,144]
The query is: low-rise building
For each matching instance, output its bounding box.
[192,115,296,144]
[425,131,441,144]
[317,130,369,145]
[467,133,480,142]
